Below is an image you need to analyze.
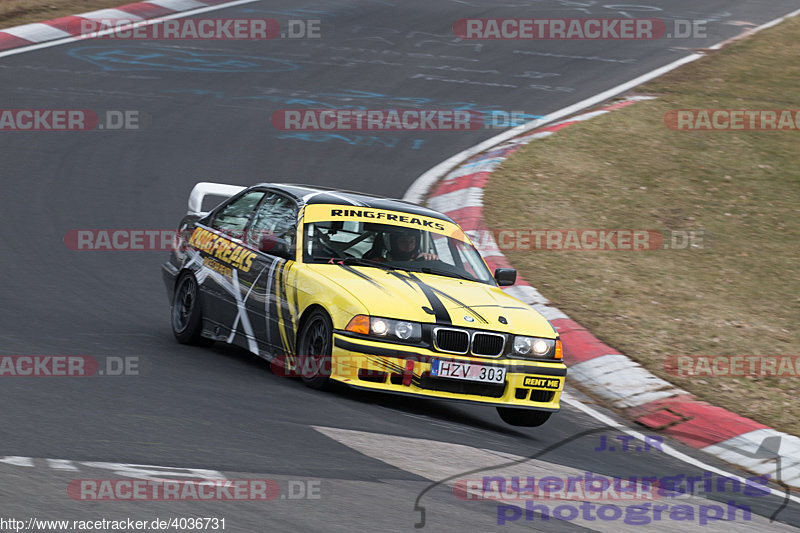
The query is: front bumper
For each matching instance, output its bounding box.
[328,333,566,411]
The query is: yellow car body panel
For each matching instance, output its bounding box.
[278,203,567,411]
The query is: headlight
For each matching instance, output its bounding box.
[372,318,389,335]
[394,321,416,340]
[512,336,556,358]
[371,317,421,342]
[345,315,422,343]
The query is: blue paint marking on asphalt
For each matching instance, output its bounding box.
[276,132,415,149]
[160,88,543,124]
[67,46,300,73]
[237,0,394,17]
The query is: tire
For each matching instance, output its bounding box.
[297,309,333,390]
[496,407,552,427]
[171,272,212,346]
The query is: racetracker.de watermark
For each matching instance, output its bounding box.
[0,356,141,377]
[65,230,178,251]
[72,18,322,40]
[664,355,800,378]
[453,18,707,40]
[665,109,800,131]
[64,228,294,251]
[480,229,708,251]
[64,228,709,252]
[0,110,143,131]
[67,479,321,501]
[269,109,536,131]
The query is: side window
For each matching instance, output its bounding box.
[247,193,298,250]
[210,191,265,239]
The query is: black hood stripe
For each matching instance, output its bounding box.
[390,271,451,325]
[427,286,489,325]
[390,270,488,325]
[337,264,391,294]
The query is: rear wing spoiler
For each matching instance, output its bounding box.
[187,182,246,216]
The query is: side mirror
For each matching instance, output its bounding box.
[259,233,293,260]
[494,268,516,286]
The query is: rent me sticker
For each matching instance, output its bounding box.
[523,376,561,389]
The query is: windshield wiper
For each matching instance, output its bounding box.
[312,256,395,271]
[415,266,474,281]
[342,257,396,270]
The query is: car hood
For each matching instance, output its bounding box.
[305,264,556,337]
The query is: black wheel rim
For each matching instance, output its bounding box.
[306,317,331,356]
[302,316,331,377]
[172,276,196,333]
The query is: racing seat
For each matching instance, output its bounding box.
[362,233,386,261]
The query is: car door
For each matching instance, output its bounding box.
[241,192,299,358]
[195,189,265,338]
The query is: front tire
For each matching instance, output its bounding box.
[171,272,212,346]
[496,407,552,427]
[297,309,333,390]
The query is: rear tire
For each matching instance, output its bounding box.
[496,407,552,427]
[171,272,213,346]
[297,309,333,390]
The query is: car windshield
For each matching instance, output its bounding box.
[302,216,495,285]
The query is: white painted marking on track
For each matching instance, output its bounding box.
[46,459,78,470]
[79,462,227,481]
[0,456,34,467]
[0,456,229,481]
[146,0,207,10]
[312,425,798,531]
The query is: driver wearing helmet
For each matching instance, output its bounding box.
[368,227,438,261]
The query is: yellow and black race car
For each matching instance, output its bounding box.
[163,182,566,426]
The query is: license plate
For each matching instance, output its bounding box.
[430,360,506,383]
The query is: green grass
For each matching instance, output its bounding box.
[483,16,800,434]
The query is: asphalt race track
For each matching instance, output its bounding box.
[1,0,800,530]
